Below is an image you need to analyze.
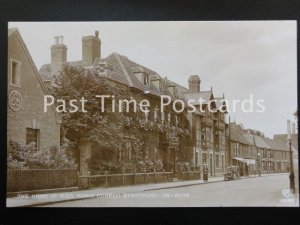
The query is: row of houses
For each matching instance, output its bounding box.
[8,28,295,178]
[228,123,293,176]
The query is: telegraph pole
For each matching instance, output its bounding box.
[287,119,295,194]
[228,116,231,166]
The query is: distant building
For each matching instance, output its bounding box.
[227,123,290,176]
[7,28,61,150]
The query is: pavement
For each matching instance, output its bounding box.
[6,173,294,207]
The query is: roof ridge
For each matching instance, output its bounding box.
[114,53,133,86]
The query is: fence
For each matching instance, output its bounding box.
[177,171,201,180]
[7,169,78,192]
[79,171,173,188]
[7,169,200,192]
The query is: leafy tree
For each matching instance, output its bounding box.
[50,66,130,149]
[50,66,192,173]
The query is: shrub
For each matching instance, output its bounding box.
[7,140,77,169]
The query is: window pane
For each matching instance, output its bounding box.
[26,128,38,148]
[12,61,18,85]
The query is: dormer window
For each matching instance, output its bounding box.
[160,79,166,93]
[94,59,112,77]
[132,66,150,86]
[144,74,149,86]
[167,85,175,96]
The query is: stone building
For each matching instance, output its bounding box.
[7,28,61,150]
[39,31,192,174]
[183,76,227,176]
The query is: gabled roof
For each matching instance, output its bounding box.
[253,135,271,149]
[8,28,61,123]
[39,52,167,97]
[263,138,289,151]
[183,90,213,105]
[229,123,289,151]
[243,132,255,146]
[229,123,249,145]
[214,96,227,112]
[8,28,18,37]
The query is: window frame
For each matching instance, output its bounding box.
[215,154,220,168]
[26,128,40,150]
[10,59,22,87]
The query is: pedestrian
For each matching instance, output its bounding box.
[236,165,240,179]
[203,164,208,182]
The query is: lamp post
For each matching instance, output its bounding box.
[287,120,295,193]
[257,152,261,176]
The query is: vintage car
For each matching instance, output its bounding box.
[224,166,240,181]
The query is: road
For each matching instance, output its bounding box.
[41,174,298,207]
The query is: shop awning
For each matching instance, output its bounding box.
[233,157,256,165]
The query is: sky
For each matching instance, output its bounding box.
[8,21,297,138]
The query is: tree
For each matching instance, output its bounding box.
[50,66,192,173]
[51,66,130,147]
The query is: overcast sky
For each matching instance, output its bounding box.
[8,21,297,138]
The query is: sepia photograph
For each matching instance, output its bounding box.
[6,21,299,207]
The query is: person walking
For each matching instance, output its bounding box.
[203,164,209,182]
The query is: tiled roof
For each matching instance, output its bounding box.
[229,124,249,145]
[243,132,255,146]
[39,61,82,81]
[183,90,213,105]
[229,123,290,151]
[253,135,271,149]
[263,138,289,151]
[114,53,163,97]
[38,52,195,100]
[39,64,52,81]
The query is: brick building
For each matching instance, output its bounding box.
[7,28,61,150]
[227,123,290,176]
[39,31,192,174]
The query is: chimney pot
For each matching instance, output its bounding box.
[58,35,64,44]
[54,36,59,45]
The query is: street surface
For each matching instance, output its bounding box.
[40,174,298,207]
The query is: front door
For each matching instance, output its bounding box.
[169,147,176,173]
[162,147,176,172]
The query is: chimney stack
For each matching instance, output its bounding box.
[82,31,101,67]
[188,75,200,93]
[51,35,67,75]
